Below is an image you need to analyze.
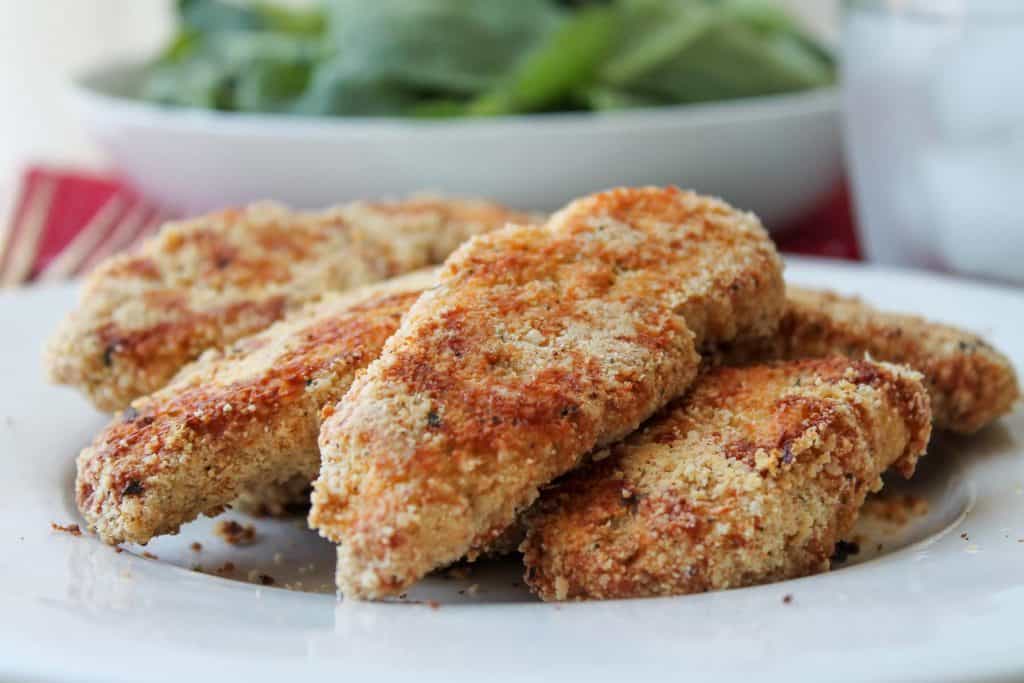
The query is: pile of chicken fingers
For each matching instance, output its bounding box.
[49,188,1018,601]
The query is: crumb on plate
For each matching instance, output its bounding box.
[214,519,257,546]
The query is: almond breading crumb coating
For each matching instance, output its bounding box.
[76,270,436,545]
[234,286,1017,522]
[716,286,1019,433]
[310,187,785,599]
[45,197,534,412]
[521,358,932,601]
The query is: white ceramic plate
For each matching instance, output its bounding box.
[71,62,841,227]
[2,258,1022,683]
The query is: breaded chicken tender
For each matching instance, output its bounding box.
[232,285,1019,523]
[76,270,436,545]
[310,187,785,599]
[716,286,1019,433]
[46,197,533,412]
[521,358,932,601]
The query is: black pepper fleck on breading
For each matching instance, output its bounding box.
[122,480,145,497]
[830,540,860,564]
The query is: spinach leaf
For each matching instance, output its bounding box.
[593,0,834,106]
[142,31,319,111]
[177,0,265,33]
[177,0,325,36]
[295,0,564,116]
[469,5,619,116]
[140,0,835,117]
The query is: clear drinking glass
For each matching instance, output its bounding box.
[842,0,1024,284]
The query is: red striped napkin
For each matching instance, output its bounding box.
[0,166,860,288]
[0,167,173,288]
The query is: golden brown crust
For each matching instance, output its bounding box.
[715,286,1019,433]
[521,358,932,601]
[75,270,436,545]
[310,187,785,599]
[45,197,534,412]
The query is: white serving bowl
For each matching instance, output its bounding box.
[72,61,841,228]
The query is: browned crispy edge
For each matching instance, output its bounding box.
[522,358,932,601]
[714,286,1019,433]
[76,285,424,545]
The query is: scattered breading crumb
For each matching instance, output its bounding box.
[215,562,236,575]
[861,493,929,526]
[214,519,257,546]
[141,551,159,560]
[50,522,81,536]
[426,600,440,610]
[466,584,480,597]
[782,594,793,604]
[961,532,970,541]
[247,570,275,585]
[190,542,202,552]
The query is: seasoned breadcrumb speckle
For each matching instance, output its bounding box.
[714,286,1018,434]
[45,197,534,411]
[522,358,931,601]
[75,271,436,545]
[311,187,785,599]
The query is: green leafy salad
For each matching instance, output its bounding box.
[141,0,835,117]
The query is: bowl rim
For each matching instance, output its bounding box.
[71,59,839,139]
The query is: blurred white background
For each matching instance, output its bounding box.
[0,1,172,224]
[0,0,837,225]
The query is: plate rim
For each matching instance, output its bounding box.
[2,257,1022,683]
